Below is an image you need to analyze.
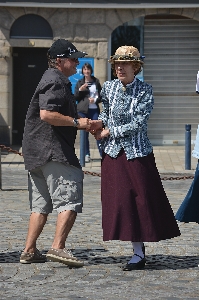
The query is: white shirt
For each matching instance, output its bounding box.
[88,82,98,109]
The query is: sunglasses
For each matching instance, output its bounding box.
[67,58,79,63]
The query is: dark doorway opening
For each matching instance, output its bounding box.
[10,14,53,39]
[110,17,144,80]
[12,47,48,145]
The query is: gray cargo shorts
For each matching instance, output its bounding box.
[28,161,84,214]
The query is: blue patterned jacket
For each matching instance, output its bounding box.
[98,78,154,159]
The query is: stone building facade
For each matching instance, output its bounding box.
[0,3,199,145]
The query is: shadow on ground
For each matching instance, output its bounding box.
[0,250,198,270]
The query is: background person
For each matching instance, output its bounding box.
[90,45,181,271]
[175,125,199,223]
[176,76,199,224]
[74,63,102,162]
[20,39,90,267]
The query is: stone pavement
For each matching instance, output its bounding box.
[0,141,199,299]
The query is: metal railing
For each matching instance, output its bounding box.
[0,139,196,190]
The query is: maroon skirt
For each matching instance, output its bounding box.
[101,150,181,242]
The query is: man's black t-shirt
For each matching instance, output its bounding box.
[22,68,81,171]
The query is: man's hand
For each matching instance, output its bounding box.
[77,118,91,130]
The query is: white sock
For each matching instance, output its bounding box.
[128,242,144,264]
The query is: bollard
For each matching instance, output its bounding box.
[0,148,1,190]
[185,124,191,170]
[80,130,86,167]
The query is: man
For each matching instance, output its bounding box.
[20,39,90,267]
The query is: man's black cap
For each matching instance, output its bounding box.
[47,39,87,59]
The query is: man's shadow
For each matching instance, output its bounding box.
[0,249,199,270]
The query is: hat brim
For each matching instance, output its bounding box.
[108,54,144,65]
[113,59,144,64]
[68,51,87,58]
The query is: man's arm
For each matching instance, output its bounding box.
[40,110,90,129]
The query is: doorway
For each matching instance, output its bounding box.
[12,47,48,145]
[110,17,144,80]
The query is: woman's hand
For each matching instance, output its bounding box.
[89,120,103,132]
[88,97,95,103]
[79,83,88,91]
[94,129,110,140]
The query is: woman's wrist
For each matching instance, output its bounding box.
[105,129,110,137]
[101,128,110,138]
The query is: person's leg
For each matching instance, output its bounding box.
[129,242,145,263]
[89,108,102,157]
[20,167,52,263]
[43,162,84,266]
[24,168,52,251]
[24,212,48,253]
[78,111,90,157]
[47,210,83,267]
[51,210,77,249]
[123,242,146,271]
[85,131,90,157]
[42,161,84,247]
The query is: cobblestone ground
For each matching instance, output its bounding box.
[0,167,199,299]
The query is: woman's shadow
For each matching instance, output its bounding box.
[74,249,199,270]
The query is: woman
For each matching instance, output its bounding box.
[90,46,181,271]
[175,125,199,223]
[74,63,102,161]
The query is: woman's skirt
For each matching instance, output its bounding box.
[175,161,199,224]
[101,150,181,242]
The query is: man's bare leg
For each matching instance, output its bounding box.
[24,212,48,253]
[51,210,77,249]
[46,210,84,267]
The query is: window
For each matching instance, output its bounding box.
[10,14,53,39]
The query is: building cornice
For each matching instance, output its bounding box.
[0,2,199,9]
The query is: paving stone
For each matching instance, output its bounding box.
[0,150,199,299]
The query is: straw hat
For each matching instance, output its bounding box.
[109,45,144,64]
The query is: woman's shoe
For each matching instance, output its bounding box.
[122,254,146,271]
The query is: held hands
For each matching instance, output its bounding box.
[77,118,102,131]
[88,120,110,140]
[74,118,110,139]
[89,120,103,132]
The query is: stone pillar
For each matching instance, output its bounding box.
[94,58,107,86]
[95,41,108,85]
[0,41,11,145]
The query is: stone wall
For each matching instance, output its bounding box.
[0,6,199,144]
